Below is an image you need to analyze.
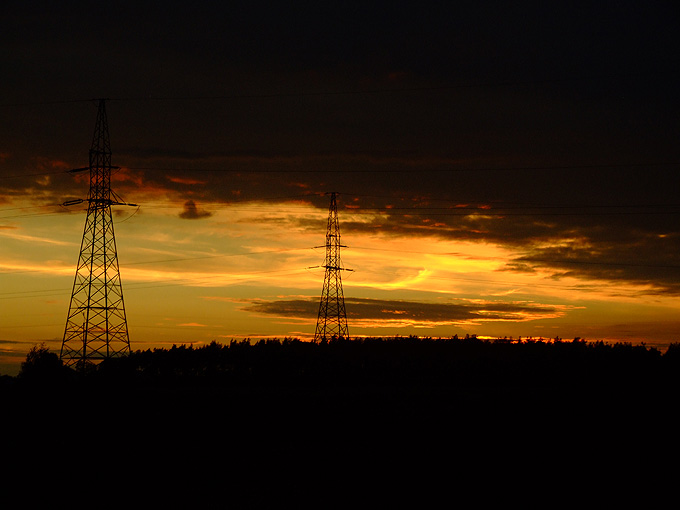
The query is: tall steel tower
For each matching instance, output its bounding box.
[314,192,350,341]
[60,99,134,368]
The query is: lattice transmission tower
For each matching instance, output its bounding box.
[314,192,351,341]
[60,98,135,369]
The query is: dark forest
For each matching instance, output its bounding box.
[8,335,680,391]
[5,335,679,488]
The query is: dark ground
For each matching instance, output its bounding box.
[3,337,679,503]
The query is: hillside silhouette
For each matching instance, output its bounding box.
[4,335,679,486]
[9,334,679,390]
[7,335,680,411]
[84,335,680,387]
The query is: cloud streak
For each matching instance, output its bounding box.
[242,296,574,328]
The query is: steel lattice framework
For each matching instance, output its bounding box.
[61,99,132,369]
[314,192,350,341]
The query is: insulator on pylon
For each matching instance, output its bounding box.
[314,192,350,341]
[60,99,132,369]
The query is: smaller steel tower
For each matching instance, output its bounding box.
[314,192,350,341]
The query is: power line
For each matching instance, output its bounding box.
[4,201,680,223]
[345,209,680,217]
[1,160,677,181]
[345,245,680,270]
[0,98,97,108]
[3,67,678,109]
[122,161,680,174]
[4,256,676,305]
[4,240,680,284]
[2,161,676,198]
[123,246,316,267]
[4,184,678,215]
[0,169,71,180]
[0,267,314,300]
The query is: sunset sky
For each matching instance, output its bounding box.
[2,2,680,374]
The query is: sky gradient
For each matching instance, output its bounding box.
[2,2,680,374]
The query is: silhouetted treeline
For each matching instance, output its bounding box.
[5,335,679,478]
[11,335,678,392]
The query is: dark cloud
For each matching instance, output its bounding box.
[502,234,680,296]
[243,296,570,325]
[178,200,212,220]
[2,2,680,298]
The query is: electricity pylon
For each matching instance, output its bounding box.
[314,192,351,341]
[60,99,135,369]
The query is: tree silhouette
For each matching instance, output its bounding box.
[18,343,68,383]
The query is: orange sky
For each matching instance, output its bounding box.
[2,181,679,375]
[2,3,680,375]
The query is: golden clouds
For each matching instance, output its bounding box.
[3,186,680,371]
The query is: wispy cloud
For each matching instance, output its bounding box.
[0,230,74,246]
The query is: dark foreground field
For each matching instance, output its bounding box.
[3,336,679,500]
